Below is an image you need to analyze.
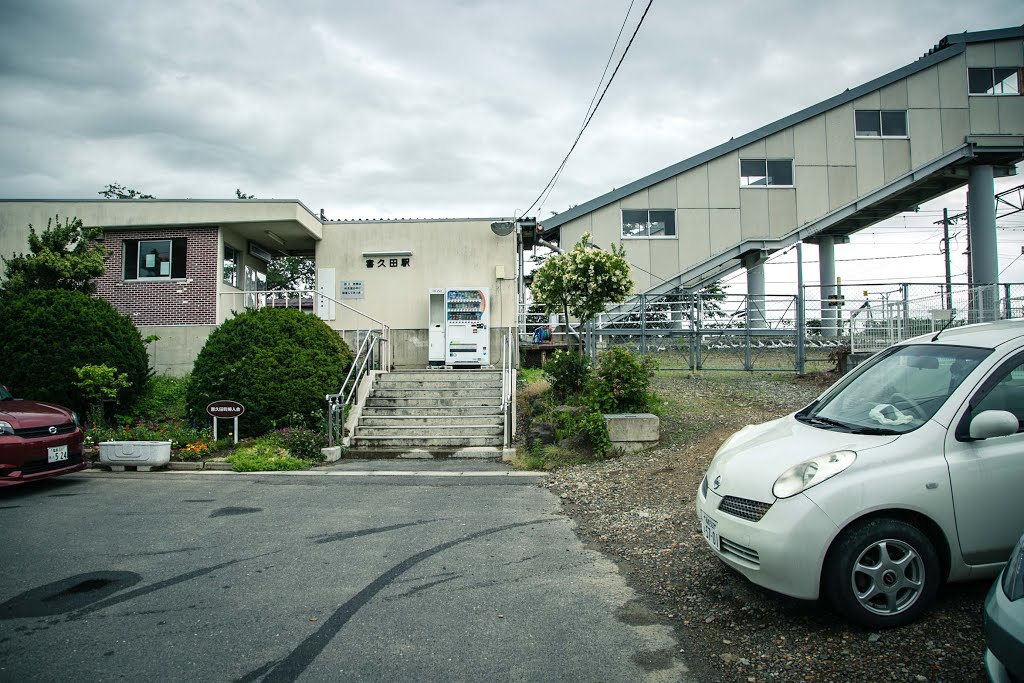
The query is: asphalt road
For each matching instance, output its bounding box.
[0,468,691,682]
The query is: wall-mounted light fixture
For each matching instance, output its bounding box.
[264,230,286,247]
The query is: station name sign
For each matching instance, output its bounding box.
[207,400,245,417]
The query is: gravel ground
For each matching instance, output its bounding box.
[544,371,990,683]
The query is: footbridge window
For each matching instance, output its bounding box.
[739,159,794,187]
[968,67,1021,96]
[855,110,908,138]
[622,209,676,238]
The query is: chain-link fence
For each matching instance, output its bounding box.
[519,282,1024,373]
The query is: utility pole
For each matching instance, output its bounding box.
[942,208,953,310]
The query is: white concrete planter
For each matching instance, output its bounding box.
[99,441,172,471]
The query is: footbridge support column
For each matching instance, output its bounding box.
[968,165,999,323]
[806,235,849,338]
[743,251,768,329]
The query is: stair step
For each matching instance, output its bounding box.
[371,388,500,398]
[360,416,503,427]
[365,397,501,408]
[350,436,504,448]
[375,379,502,390]
[361,406,503,417]
[356,425,504,437]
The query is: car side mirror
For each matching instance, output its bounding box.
[969,410,1019,439]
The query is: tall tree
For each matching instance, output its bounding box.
[99,183,154,199]
[235,189,255,199]
[1,216,106,294]
[531,232,634,352]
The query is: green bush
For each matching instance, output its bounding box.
[589,347,657,413]
[0,289,150,416]
[542,350,591,403]
[227,438,307,472]
[124,374,189,422]
[272,427,328,464]
[186,308,352,436]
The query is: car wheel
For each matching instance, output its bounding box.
[824,518,940,629]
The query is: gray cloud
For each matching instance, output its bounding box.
[0,0,1020,220]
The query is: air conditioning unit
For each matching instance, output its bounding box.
[249,242,273,263]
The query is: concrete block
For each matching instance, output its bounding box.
[167,461,202,471]
[321,446,342,463]
[604,413,660,452]
[204,461,234,471]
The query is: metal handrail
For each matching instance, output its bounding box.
[500,331,514,447]
[325,329,381,447]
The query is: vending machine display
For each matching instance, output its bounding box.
[445,288,489,366]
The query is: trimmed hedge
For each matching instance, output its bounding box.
[0,289,150,415]
[186,307,352,436]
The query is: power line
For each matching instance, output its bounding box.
[523,0,654,218]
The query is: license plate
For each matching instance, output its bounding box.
[47,445,68,463]
[701,511,720,551]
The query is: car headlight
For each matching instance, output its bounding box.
[0,420,14,436]
[1003,533,1024,601]
[772,450,856,499]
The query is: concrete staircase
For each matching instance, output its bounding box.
[348,369,506,457]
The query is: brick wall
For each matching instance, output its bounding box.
[96,227,219,325]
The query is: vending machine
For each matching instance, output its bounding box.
[444,287,489,366]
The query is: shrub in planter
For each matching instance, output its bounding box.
[0,289,150,416]
[187,307,352,436]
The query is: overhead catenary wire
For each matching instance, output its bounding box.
[523,0,654,218]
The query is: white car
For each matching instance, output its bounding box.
[696,320,1024,628]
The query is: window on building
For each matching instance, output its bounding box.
[854,110,908,137]
[621,209,676,238]
[122,238,187,280]
[223,243,240,287]
[739,159,794,187]
[968,67,1021,95]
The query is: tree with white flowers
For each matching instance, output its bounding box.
[531,232,634,352]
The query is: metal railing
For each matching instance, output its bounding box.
[539,282,1024,373]
[325,329,382,447]
[500,332,514,447]
[518,303,581,347]
[219,288,392,446]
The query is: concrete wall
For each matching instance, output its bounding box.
[317,218,519,367]
[139,325,216,377]
[555,38,1024,294]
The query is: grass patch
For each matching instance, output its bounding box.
[226,438,308,472]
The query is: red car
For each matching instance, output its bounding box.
[0,384,86,486]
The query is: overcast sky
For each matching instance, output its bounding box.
[1,0,1022,287]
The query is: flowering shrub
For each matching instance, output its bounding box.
[85,419,214,455]
[543,351,592,403]
[589,346,657,414]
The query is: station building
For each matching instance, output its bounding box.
[2,25,1023,374]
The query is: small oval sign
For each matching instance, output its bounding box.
[207,400,245,418]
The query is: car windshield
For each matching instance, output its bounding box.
[798,344,991,434]
[0,385,11,400]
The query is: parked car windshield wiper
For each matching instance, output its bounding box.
[796,415,852,430]
[845,426,901,435]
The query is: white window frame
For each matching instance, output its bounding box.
[621,209,677,239]
[854,110,909,139]
[739,158,794,188]
[968,67,1021,96]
